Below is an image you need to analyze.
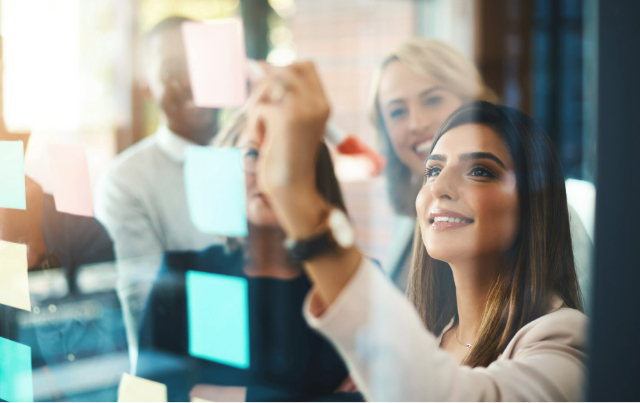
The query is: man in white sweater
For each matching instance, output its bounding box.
[95,17,221,374]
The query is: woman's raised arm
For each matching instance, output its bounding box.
[248,61,362,308]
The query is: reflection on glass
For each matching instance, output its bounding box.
[0,0,600,401]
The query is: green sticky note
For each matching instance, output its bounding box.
[0,337,33,402]
[0,141,26,210]
[187,271,249,369]
[184,146,248,237]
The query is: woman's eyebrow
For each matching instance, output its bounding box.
[459,152,507,169]
[419,86,442,98]
[241,140,259,149]
[425,154,446,163]
[387,86,442,108]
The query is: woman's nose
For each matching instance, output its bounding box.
[408,108,432,133]
[429,169,459,201]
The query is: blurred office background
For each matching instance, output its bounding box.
[0,0,622,401]
[3,0,597,266]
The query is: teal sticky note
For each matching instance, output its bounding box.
[0,337,33,402]
[184,146,248,237]
[0,141,26,210]
[187,271,249,369]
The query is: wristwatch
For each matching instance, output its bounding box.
[284,207,355,262]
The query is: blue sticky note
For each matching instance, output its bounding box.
[0,141,26,210]
[187,271,249,369]
[0,337,33,402]
[184,146,248,237]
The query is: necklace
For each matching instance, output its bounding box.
[454,326,473,349]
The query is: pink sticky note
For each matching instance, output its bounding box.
[182,18,248,108]
[47,144,94,217]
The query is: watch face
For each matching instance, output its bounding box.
[328,209,355,248]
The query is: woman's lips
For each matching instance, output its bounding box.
[413,137,435,159]
[429,209,474,230]
[430,220,473,230]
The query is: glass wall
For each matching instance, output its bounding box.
[0,0,605,401]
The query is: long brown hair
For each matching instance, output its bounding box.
[368,38,498,216]
[407,101,583,367]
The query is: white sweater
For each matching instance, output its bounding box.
[304,258,587,401]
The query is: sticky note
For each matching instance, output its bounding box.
[0,141,26,210]
[47,144,94,217]
[0,337,33,402]
[184,146,248,237]
[117,373,167,402]
[181,19,248,108]
[187,271,249,369]
[0,241,31,311]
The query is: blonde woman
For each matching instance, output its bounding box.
[370,39,591,300]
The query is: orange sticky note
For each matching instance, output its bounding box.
[181,18,248,108]
[47,144,94,217]
[0,241,31,311]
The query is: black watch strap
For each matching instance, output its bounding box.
[284,229,335,262]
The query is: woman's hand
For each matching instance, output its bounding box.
[249,62,329,194]
[248,62,331,238]
[246,62,363,308]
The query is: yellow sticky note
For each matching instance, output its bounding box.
[118,373,167,402]
[0,241,31,311]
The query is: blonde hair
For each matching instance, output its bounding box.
[213,107,248,147]
[369,38,498,216]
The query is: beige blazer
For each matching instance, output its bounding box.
[304,258,588,401]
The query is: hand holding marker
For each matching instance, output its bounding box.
[247,60,386,177]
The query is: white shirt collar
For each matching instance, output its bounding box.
[156,125,202,164]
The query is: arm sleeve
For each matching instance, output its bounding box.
[95,170,165,375]
[95,169,164,262]
[303,258,587,401]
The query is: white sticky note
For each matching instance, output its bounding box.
[0,241,31,311]
[184,146,248,237]
[181,18,248,108]
[117,373,167,402]
[47,144,94,217]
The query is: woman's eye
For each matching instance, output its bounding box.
[425,166,441,178]
[423,96,443,107]
[245,148,259,159]
[469,167,495,178]
[389,108,407,119]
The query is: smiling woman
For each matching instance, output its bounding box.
[370,39,498,218]
[409,103,582,367]
[368,39,499,289]
[249,60,587,399]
